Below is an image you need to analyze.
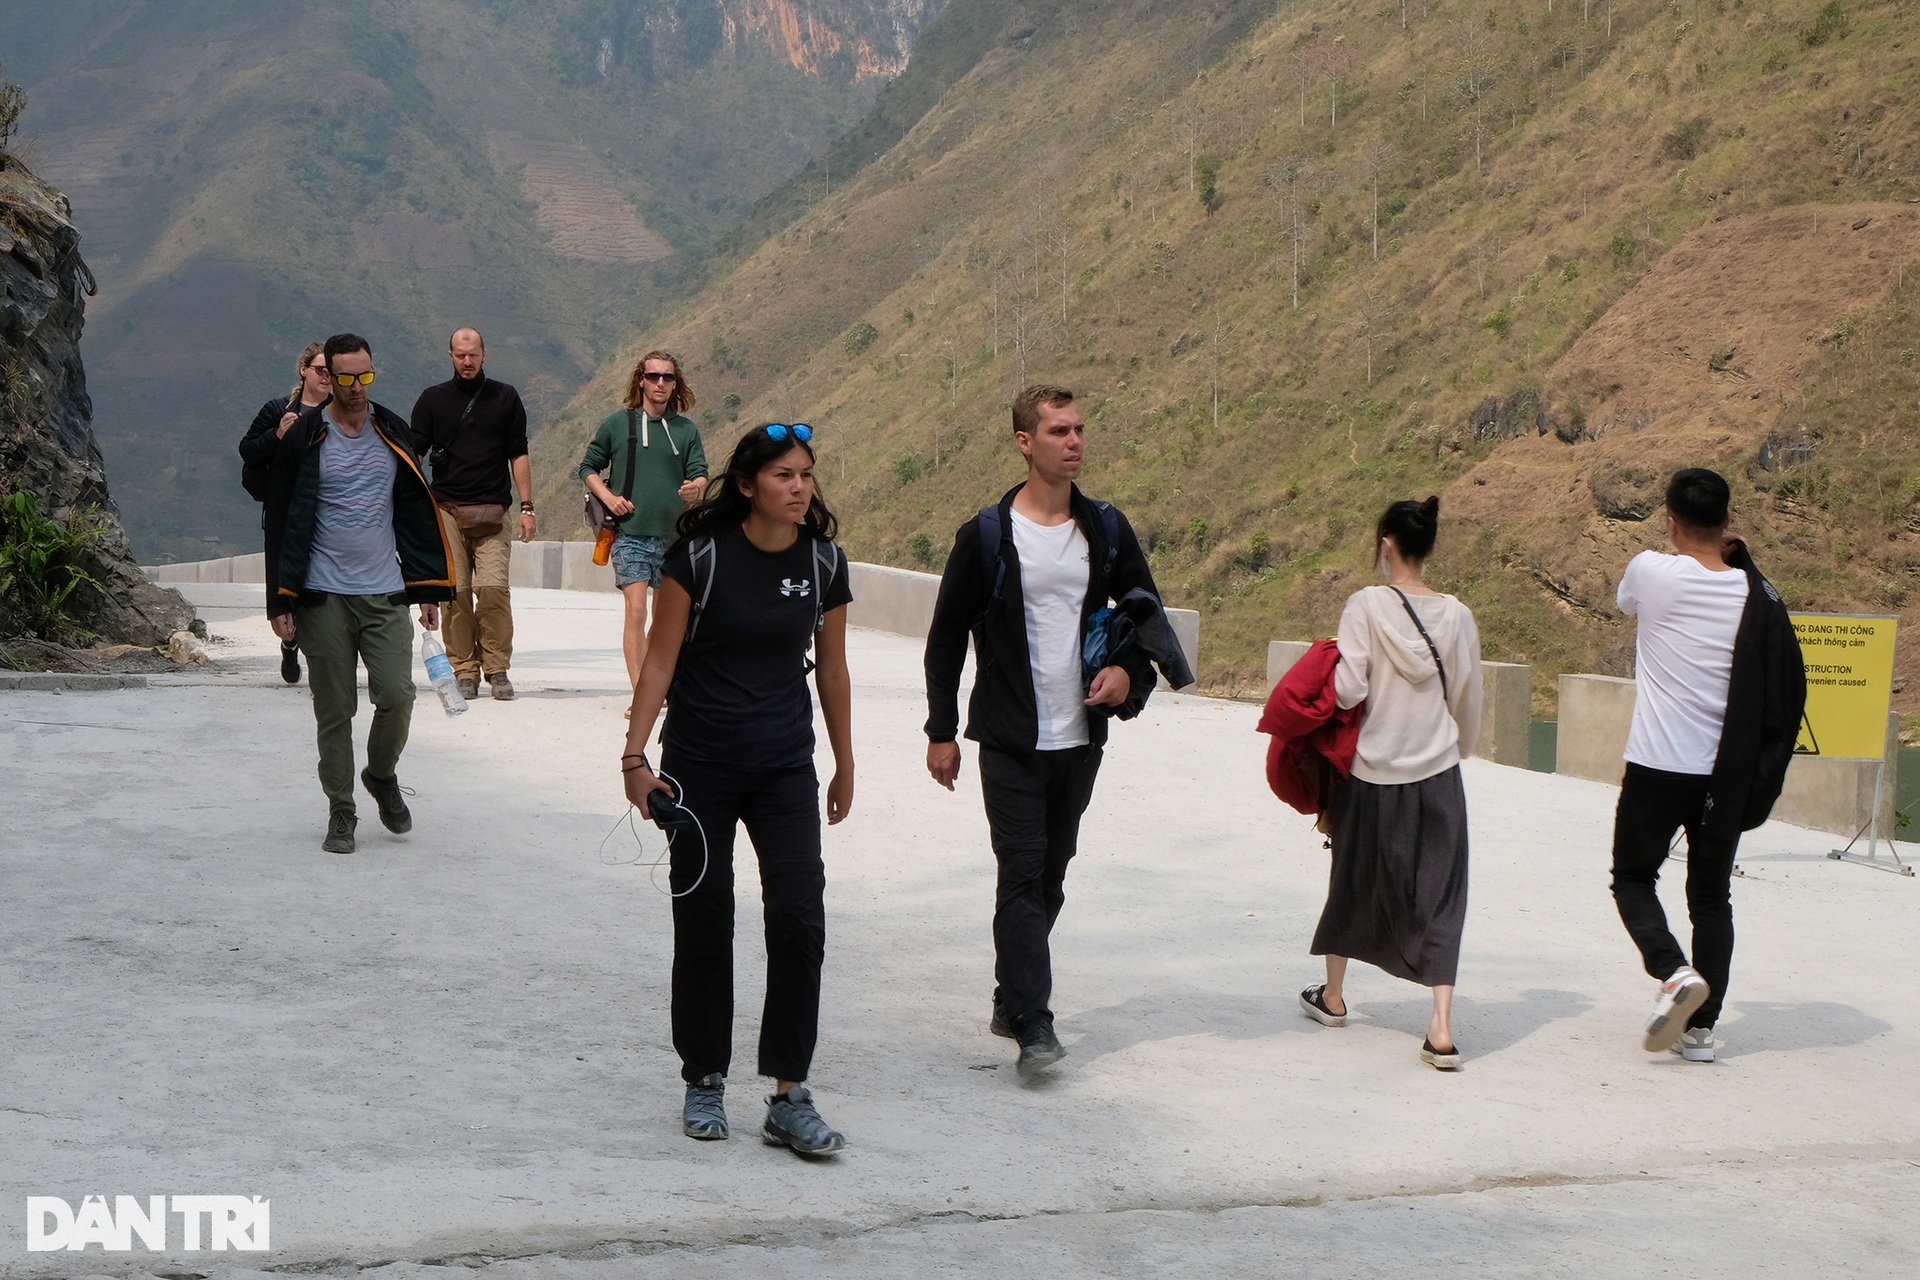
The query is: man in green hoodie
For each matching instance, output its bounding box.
[577,349,708,693]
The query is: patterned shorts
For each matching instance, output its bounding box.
[610,532,669,589]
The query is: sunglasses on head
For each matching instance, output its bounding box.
[641,370,678,383]
[765,424,813,443]
[331,371,377,387]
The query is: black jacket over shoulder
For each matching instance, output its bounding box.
[924,483,1162,753]
[1702,540,1808,838]
[261,401,454,620]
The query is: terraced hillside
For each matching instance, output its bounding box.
[534,0,1920,713]
[0,0,948,562]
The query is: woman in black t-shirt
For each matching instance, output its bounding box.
[622,423,854,1157]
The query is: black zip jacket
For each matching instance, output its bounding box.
[924,483,1162,752]
[238,395,300,468]
[1701,540,1808,838]
[261,401,454,620]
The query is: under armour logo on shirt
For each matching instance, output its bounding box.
[779,578,812,597]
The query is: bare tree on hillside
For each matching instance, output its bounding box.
[1305,40,1358,129]
[1007,287,1046,385]
[1465,237,1499,298]
[1348,282,1400,387]
[1262,159,1314,311]
[1176,87,1210,193]
[1356,138,1400,261]
[1451,13,1501,175]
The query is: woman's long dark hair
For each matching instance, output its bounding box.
[1376,495,1440,561]
[673,425,838,548]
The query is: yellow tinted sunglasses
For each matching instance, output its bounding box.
[331,371,377,387]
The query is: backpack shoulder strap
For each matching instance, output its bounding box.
[810,537,837,639]
[1094,500,1121,582]
[976,506,1006,607]
[621,410,639,502]
[683,534,717,644]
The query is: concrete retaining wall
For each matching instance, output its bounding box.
[1264,640,1529,766]
[1557,672,1898,839]
[142,547,1201,689]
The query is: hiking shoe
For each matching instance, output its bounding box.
[1643,965,1711,1052]
[279,638,302,685]
[360,767,413,834]
[1300,984,1348,1027]
[1421,1038,1463,1071]
[457,676,480,701]
[683,1073,729,1140]
[322,810,357,854]
[487,673,515,701]
[1671,1026,1717,1063]
[989,1002,1015,1039]
[762,1085,845,1156]
[1014,1016,1066,1078]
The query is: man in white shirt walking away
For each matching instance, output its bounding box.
[1611,468,1805,1063]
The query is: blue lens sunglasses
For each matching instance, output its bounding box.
[765,423,813,443]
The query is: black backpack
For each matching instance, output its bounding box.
[240,396,300,503]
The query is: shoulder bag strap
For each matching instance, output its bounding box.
[684,535,717,644]
[1388,585,1449,704]
[622,410,639,503]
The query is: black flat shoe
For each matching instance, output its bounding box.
[280,639,302,684]
[1299,984,1348,1027]
[1421,1038,1462,1071]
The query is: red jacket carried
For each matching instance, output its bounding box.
[1256,639,1363,817]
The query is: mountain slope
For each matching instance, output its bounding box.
[535,0,1920,712]
[0,0,945,562]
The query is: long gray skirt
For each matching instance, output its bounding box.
[1310,766,1468,987]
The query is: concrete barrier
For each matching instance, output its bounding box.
[1478,661,1532,769]
[1556,674,1637,785]
[144,548,1202,687]
[1267,640,1529,765]
[1558,673,1899,839]
[847,563,941,638]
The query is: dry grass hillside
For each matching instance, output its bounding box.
[534,0,1920,712]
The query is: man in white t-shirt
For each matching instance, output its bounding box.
[923,385,1170,1078]
[1611,468,1754,1064]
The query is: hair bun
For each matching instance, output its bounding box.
[1417,495,1440,523]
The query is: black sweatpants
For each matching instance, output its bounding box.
[978,743,1103,1027]
[1609,762,1739,1029]
[662,754,826,1085]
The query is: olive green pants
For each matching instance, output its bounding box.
[295,594,416,816]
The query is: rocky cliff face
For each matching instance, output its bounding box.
[0,155,195,647]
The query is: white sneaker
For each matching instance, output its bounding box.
[1642,965,1710,1052]
[1670,1026,1716,1063]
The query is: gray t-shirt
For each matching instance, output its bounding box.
[306,414,404,597]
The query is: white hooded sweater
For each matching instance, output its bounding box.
[1333,585,1484,785]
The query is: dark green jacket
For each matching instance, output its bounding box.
[574,409,708,539]
[262,401,454,619]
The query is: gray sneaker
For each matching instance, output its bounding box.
[1014,1016,1066,1078]
[762,1085,845,1156]
[683,1073,728,1140]
[322,810,357,854]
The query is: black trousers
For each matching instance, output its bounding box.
[978,743,1103,1026]
[1609,762,1739,1029]
[662,755,826,1085]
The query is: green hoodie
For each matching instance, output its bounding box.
[574,409,708,539]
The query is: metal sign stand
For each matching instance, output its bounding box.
[1826,759,1913,876]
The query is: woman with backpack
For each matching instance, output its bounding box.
[238,342,331,684]
[621,422,854,1156]
[1298,496,1483,1070]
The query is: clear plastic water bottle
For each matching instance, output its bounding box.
[420,630,468,717]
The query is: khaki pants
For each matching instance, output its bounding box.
[438,507,514,682]
[295,593,415,816]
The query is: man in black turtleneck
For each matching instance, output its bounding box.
[410,327,535,701]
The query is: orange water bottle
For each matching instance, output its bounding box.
[592,517,616,566]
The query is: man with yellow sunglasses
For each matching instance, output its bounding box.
[261,333,453,855]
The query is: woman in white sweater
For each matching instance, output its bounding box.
[1298,496,1483,1069]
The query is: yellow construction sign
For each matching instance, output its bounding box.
[1790,613,1898,760]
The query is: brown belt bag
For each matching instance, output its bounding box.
[442,501,506,539]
